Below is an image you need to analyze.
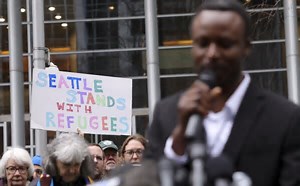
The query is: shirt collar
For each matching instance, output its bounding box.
[225,73,251,118]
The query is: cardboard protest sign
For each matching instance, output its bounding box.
[31,69,132,135]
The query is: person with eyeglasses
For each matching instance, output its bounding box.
[28,155,44,186]
[31,155,43,180]
[0,147,34,186]
[88,144,104,181]
[120,134,147,165]
[89,135,148,186]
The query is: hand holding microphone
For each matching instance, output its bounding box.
[171,69,221,156]
[185,69,220,140]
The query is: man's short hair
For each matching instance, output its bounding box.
[194,0,251,39]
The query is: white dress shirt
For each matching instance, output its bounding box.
[164,74,251,163]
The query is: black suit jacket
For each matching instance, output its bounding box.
[145,83,300,186]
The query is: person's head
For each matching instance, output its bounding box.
[88,144,104,180]
[191,0,251,92]
[43,133,93,183]
[120,134,147,165]
[0,147,34,186]
[99,140,118,171]
[32,155,43,179]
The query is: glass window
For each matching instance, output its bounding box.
[0,58,10,83]
[158,17,192,47]
[157,12,285,47]
[0,86,10,114]
[2,25,28,53]
[0,121,31,153]
[245,42,285,70]
[135,115,148,136]
[157,0,283,15]
[44,0,144,21]
[49,51,146,77]
[157,0,202,14]
[243,0,282,8]
[160,76,195,98]
[249,71,288,97]
[250,10,284,41]
[45,19,145,50]
[132,79,148,108]
[0,25,9,52]
[0,85,30,114]
[0,57,29,83]
[158,48,193,75]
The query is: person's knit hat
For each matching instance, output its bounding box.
[99,140,118,151]
[32,155,42,166]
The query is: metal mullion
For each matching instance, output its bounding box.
[0,82,30,87]
[49,47,146,55]
[130,68,288,80]
[0,38,293,58]
[44,16,145,24]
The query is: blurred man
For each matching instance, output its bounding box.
[99,140,119,175]
[88,144,105,181]
[145,0,300,185]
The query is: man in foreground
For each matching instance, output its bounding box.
[145,0,300,185]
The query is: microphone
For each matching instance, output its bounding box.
[184,69,216,186]
[232,171,252,186]
[205,155,234,186]
[158,157,175,186]
[185,69,216,140]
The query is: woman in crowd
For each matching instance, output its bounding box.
[120,134,147,165]
[0,147,34,186]
[39,133,94,186]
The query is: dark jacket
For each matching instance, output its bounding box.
[145,83,300,186]
[32,175,93,186]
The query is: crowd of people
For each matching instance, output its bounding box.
[0,133,147,186]
[2,0,300,185]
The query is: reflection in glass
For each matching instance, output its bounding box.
[49,51,146,77]
[44,0,144,20]
[0,57,29,83]
[250,71,287,97]
[245,42,285,70]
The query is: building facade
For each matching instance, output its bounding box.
[0,0,299,155]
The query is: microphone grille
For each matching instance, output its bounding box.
[199,69,216,89]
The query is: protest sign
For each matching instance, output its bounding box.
[31,69,132,135]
